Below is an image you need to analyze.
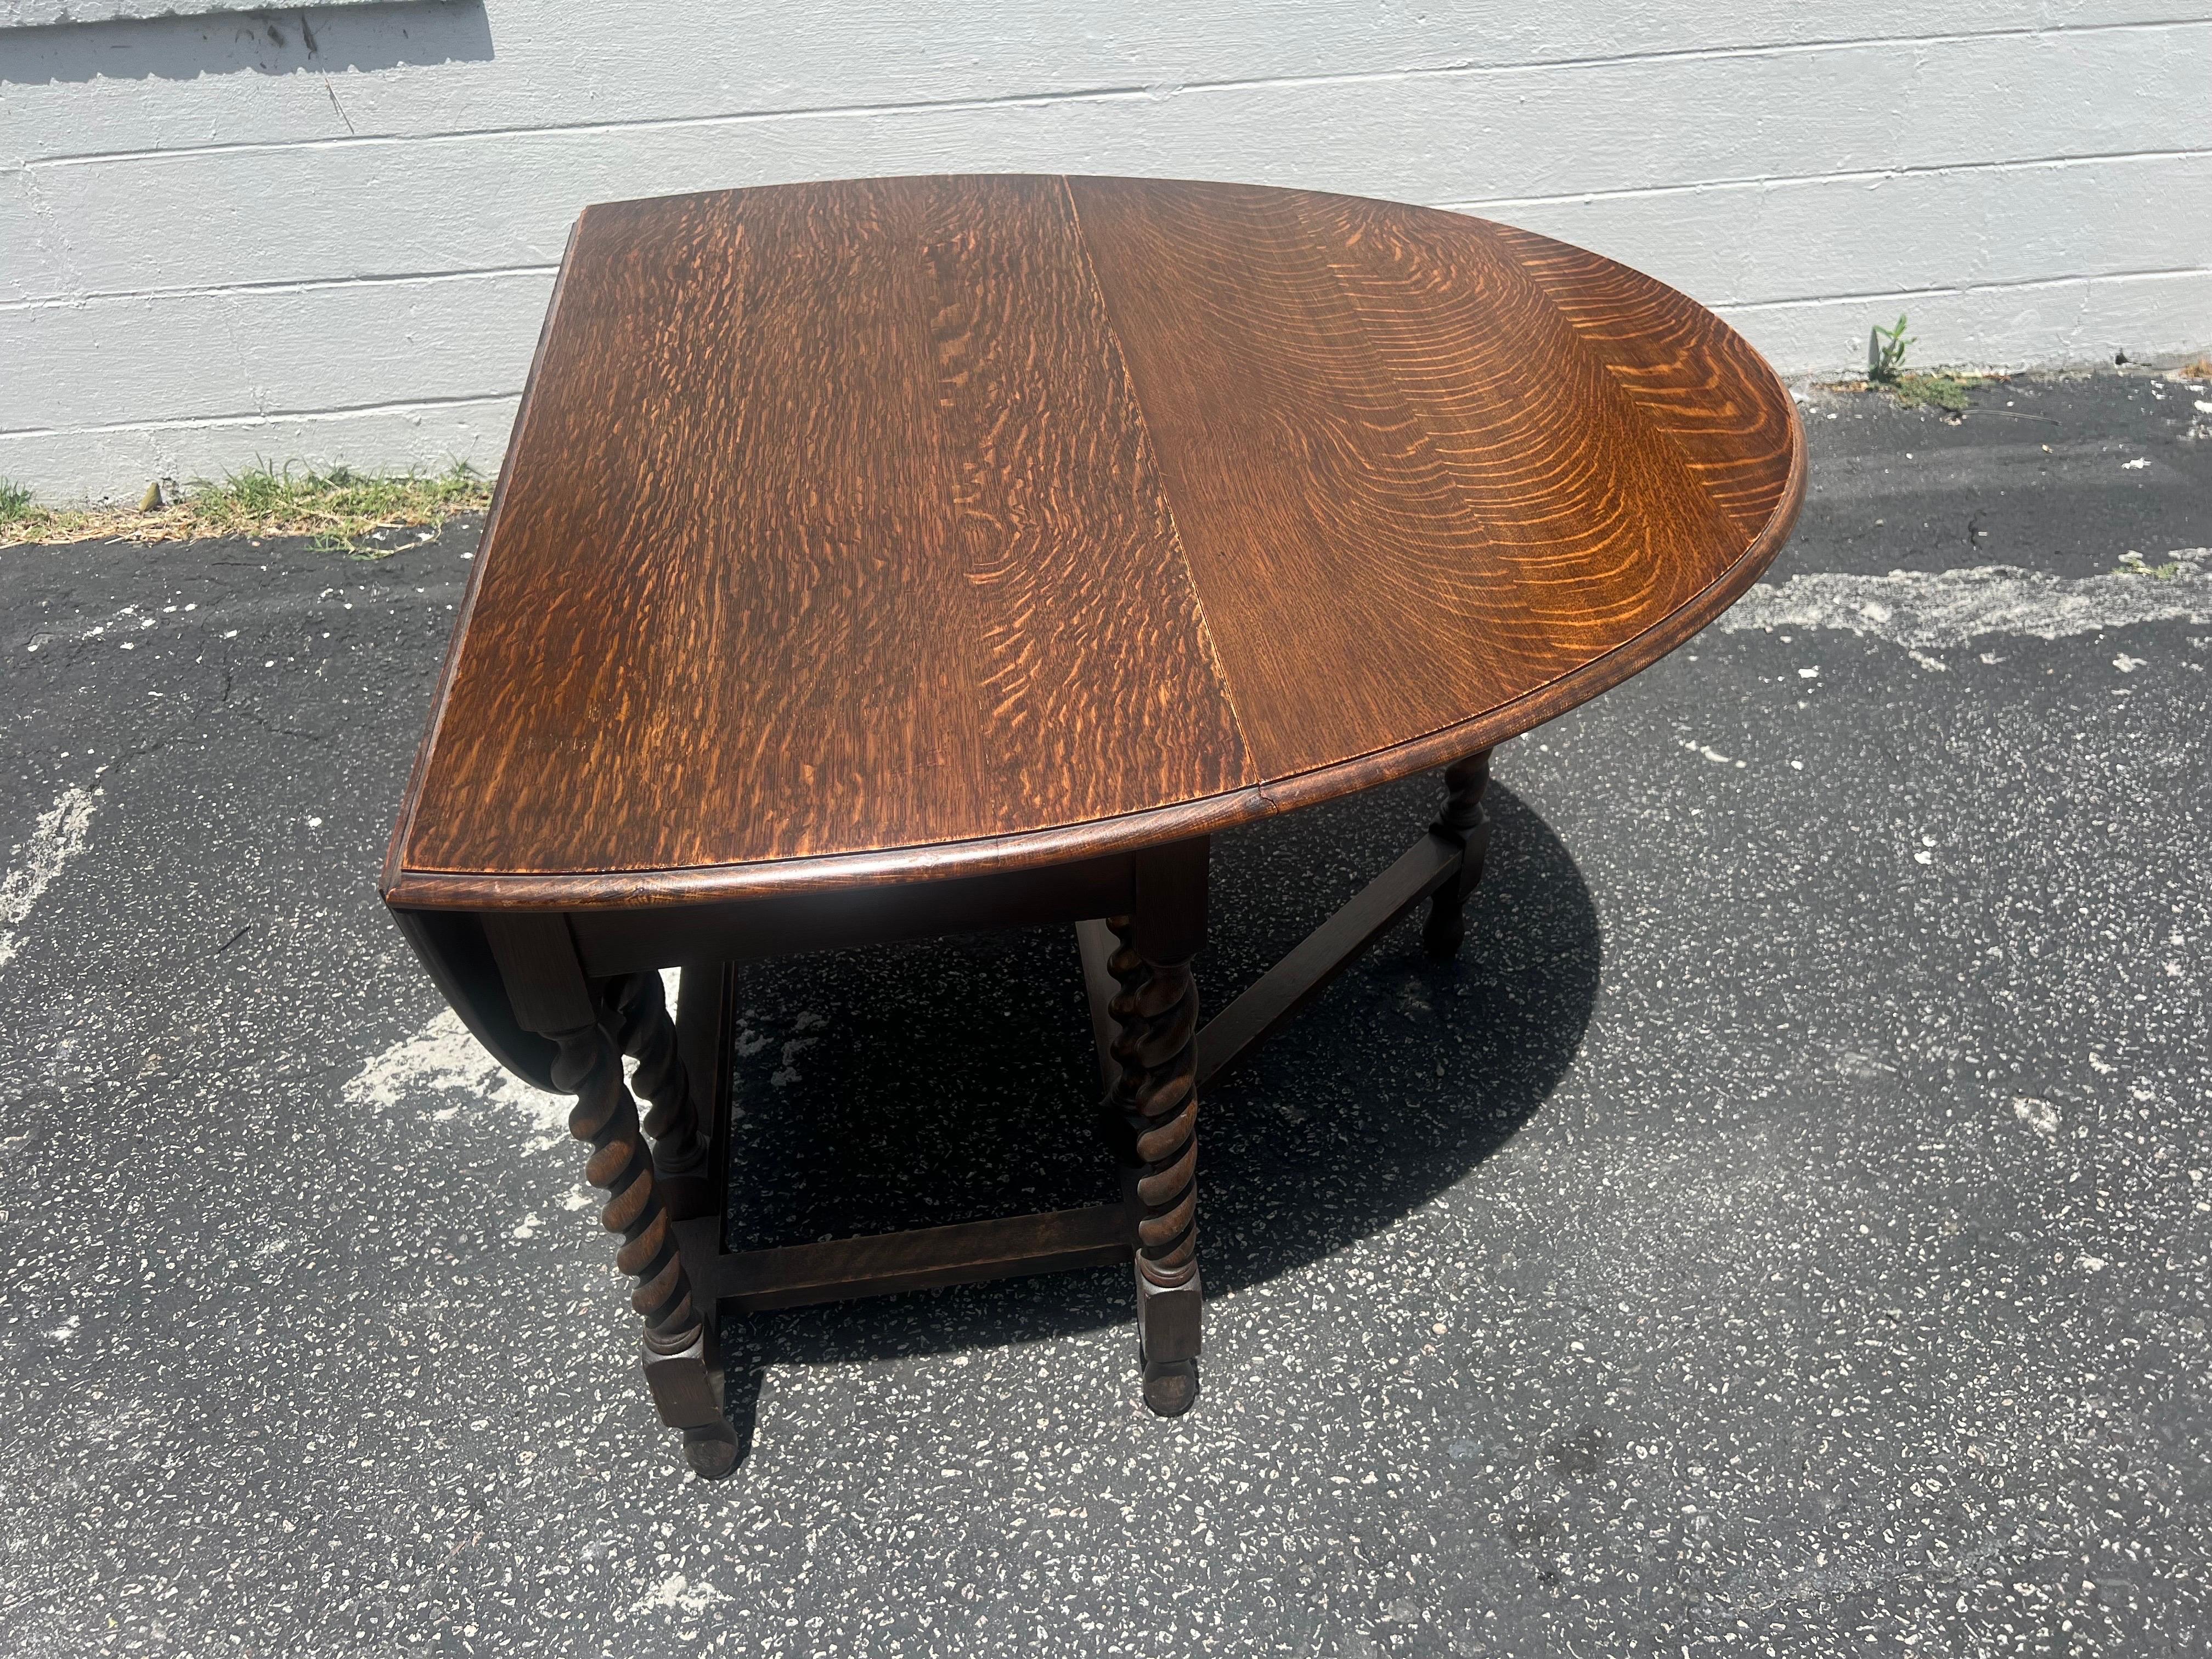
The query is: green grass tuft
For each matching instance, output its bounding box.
[1887,371,1982,414]
[182,461,489,553]
[0,460,492,555]
[2115,551,2186,579]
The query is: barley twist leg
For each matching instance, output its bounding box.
[603,970,708,1180]
[548,1017,737,1478]
[1105,916,1202,1415]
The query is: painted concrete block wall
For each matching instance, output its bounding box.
[3,1,2209,500]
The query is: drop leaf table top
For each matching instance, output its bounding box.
[382,173,1802,914]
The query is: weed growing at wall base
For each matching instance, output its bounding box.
[0,462,492,555]
[1822,312,1990,416]
[1868,314,1914,382]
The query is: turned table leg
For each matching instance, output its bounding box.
[603,970,713,1221]
[485,916,740,1479]
[1105,840,1208,1415]
[1421,748,1494,960]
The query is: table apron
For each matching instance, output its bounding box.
[567,853,1140,978]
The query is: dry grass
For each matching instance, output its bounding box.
[0,462,491,556]
[1815,371,1996,415]
[1884,370,1987,414]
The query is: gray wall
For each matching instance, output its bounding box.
[4,1,2209,500]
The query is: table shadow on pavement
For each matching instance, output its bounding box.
[710,772,1598,1458]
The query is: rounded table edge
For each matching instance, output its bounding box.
[382,394,1806,916]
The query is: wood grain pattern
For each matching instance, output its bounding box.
[1489,222,1797,532]
[1066,177,1570,777]
[917,175,1253,829]
[1311,192,1742,647]
[405,183,992,876]
[385,174,1804,910]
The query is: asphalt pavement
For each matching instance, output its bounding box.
[2,366,2208,1656]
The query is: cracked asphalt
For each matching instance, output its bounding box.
[2,368,2208,1656]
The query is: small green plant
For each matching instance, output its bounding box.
[0,479,34,524]
[1853,312,1984,414]
[1868,313,1913,382]
[2115,550,2185,579]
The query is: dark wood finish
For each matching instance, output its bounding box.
[388,906,555,1088]
[1075,917,1122,1090]
[1102,751,1499,1097]
[606,971,707,1178]
[1099,837,1209,1415]
[563,852,1134,978]
[675,963,738,1223]
[381,176,1809,1474]
[482,916,739,1479]
[1421,749,1494,960]
[674,1205,1131,1312]
[381,174,1802,913]
[405,859,1136,1099]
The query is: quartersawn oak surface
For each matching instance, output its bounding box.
[385,175,1802,909]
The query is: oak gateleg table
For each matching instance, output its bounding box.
[381,174,1804,1479]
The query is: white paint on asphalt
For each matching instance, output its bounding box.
[1723,552,2212,648]
[343,1006,566,1149]
[631,1572,731,1617]
[0,783,97,970]
[343,969,682,1153]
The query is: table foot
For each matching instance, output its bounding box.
[683,1423,742,1479]
[646,1336,738,1477]
[1136,1268,1203,1417]
[641,1325,741,1478]
[1142,1357,1200,1417]
[1421,748,1493,959]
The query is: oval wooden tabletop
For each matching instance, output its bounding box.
[384,174,1804,910]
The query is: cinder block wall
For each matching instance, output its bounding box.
[4,1,2208,500]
